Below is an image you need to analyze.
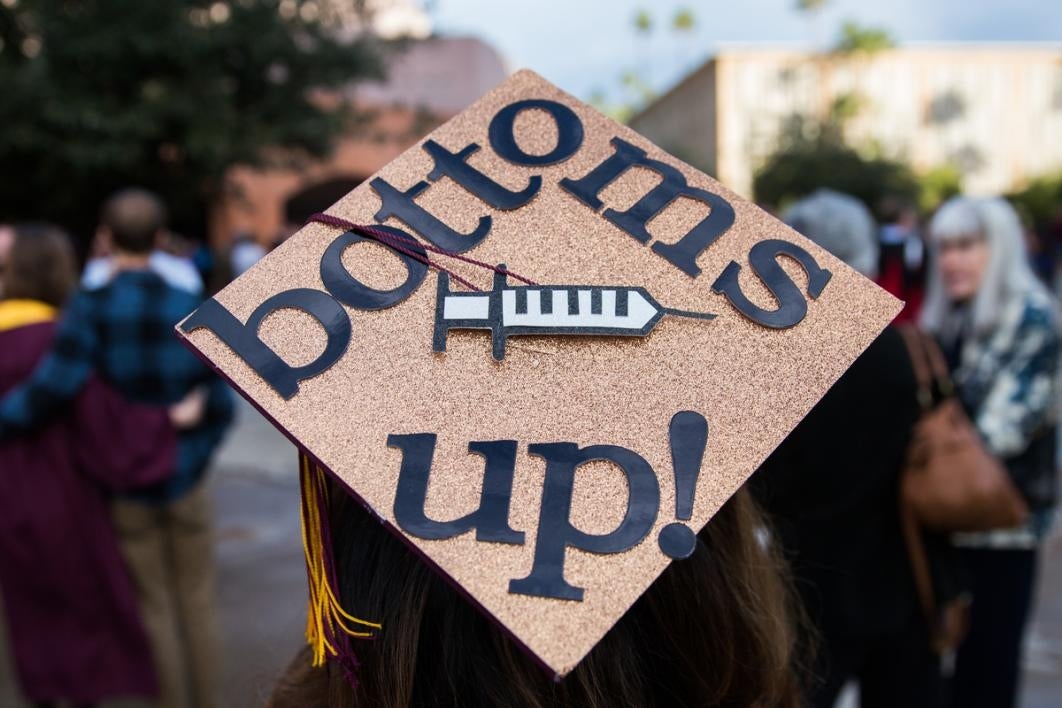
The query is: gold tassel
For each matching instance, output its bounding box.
[299,454,381,667]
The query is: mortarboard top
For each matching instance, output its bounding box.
[177,69,901,679]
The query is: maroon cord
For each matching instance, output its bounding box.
[306,213,538,291]
[307,212,479,291]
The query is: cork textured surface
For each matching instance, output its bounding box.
[179,69,901,677]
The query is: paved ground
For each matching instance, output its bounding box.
[2,399,1061,707]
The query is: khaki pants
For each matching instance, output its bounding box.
[112,481,220,708]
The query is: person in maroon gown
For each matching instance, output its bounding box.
[0,224,191,707]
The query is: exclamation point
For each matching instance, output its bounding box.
[657,410,708,559]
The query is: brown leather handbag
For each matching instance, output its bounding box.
[898,326,1028,532]
[898,326,1029,651]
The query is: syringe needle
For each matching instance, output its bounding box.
[661,308,717,322]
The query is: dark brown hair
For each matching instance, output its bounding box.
[101,188,166,254]
[4,223,78,307]
[270,481,806,708]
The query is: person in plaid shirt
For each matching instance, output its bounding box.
[0,189,233,708]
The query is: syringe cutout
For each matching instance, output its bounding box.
[433,266,716,361]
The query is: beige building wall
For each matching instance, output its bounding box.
[628,61,718,175]
[632,45,1062,200]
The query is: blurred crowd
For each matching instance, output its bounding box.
[0,182,1059,708]
[755,189,1060,708]
[0,191,235,708]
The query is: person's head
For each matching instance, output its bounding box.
[782,189,879,278]
[926,196,991,304]
[99,188,167,255]
[1,224,78,307]
[270,480,804,708]
[921,196,1051,336]
[878,195,918,228]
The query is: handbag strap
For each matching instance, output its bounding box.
[900,325,956,409]
[900,325,935,411]
[899,501,937,635]
[920,330,956,398]
[898,326,936,624]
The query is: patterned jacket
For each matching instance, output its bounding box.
[952,287,1059,545]
[0,270,234,502]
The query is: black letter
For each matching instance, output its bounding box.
[320,225,429,310]
[489,99,584,166]
[559,137,735,277]
[508,443,660,601]
[424,140,541,209]
[711,239,833,329]
[179,290,351,400]
[371,177,490,253]
[389,434,524,545]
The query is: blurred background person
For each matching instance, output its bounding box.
[752,189,942,707]
[268,480,803,708]
[0,191,235,708]
[82,223,203,296]
[1018,204,1057,289]
[0,224,183,708]
[0,225,12,294]
[922,196,1060,708]
[1050,210,1062,297]
[202,229,267,295]
[877,197,927,323]
[228,231,267,279]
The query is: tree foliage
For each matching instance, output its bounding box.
[833,20,895,54]
[752,125,919,219]
[752,125,966,220]
[754,15,935,219]
[0,0,382,242]
[633,8,652,34]
[1008,171,1062,233]
[917,165,962,214]
[591,7,700,123]
[672,8,695,32]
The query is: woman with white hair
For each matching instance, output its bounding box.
[754,190,943,707]
[922,196,1060,708]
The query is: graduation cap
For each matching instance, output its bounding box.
[177,70,901,679]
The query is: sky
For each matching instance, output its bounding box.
[428,0,1062,103]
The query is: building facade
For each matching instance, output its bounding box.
[630,45,1062,200]
[211,35,508,249]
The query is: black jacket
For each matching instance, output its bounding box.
[751,326,922,636]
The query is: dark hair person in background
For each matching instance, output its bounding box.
[268,479,804,708]
[921,196,1060,708]
[0,191,235,708]
[82,196,203,295]
[752,190,943,707]
[877,196,926,323]
[0,224,186,708]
